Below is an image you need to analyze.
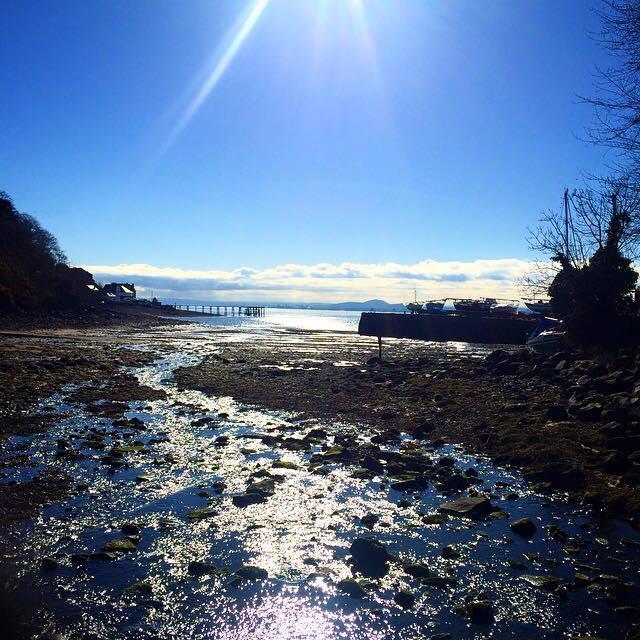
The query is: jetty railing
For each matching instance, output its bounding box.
[172,304,265,317]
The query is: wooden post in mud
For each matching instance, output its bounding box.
[378,335,382,360]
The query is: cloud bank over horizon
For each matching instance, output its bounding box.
[80,258,534,303]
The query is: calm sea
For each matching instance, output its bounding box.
[178,307,363,333]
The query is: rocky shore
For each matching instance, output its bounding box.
[1,317,640,639]
[174,342,640,521]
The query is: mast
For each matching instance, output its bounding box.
[563,188,570,259]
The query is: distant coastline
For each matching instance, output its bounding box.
[165,298,406,313]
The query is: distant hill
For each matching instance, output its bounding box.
[303,299,405,312]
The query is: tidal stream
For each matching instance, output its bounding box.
[2,326,639,639]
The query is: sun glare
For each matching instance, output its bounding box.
[163,0,271,152]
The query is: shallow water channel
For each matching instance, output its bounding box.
[3,331,639,639]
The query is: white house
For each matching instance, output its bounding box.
[102,282,136,302]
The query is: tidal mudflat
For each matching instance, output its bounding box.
[1,320,639,639]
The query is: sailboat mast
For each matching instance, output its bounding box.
[563,188,570,258]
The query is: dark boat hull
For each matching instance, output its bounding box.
[358,312,536,345]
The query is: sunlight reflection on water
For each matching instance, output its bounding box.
[2,326,637,639]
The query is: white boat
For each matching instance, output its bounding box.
[405,302,424,313]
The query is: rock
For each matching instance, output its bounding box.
[187,506,216,521]
[245,478,276,495]
[337,579,367,599]
[430,635,452,640]
[272,460,298,470]
[232,493,266,507]
[489,511,509,520]
[466,600,494,623]
[443,474,474,491]
[236,565,268,579]
[360,513,379,529]
[510,518,537,537]
[421,575,458,588]
[121,523,140,535]
[123,581,153,596]
[415,421,435,439]
[438,495,493,518]
[350,537,392,578]
[188,561,224,576]
[547,405,569,421]
[41,557,59,571]
[422,513,449,525]
[441,545,460,559]
[403,563,431,578]
[390,478,428,492]
[547,525,568,543]
[394,589,416,609]
[102,539,137,552]
[520,574,562,590]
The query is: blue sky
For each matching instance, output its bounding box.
[0,1,614,301]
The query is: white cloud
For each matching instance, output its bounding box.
[80,258,534,303]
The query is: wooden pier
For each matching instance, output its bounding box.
[172,304,265,317]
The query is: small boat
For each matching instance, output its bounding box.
[489,300,519,317]
[526,318,564,352]
[424,299,445,313]
[453,298,496,314]
[405,302,424,313]
[524,299,552,316]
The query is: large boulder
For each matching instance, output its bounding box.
[350,537,392,578]
[438,495,493,518]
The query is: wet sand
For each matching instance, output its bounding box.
[0,319,639,639]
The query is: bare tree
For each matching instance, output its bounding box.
[583,0,640,171]
[524,176,640,294]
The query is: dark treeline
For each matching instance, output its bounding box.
[0,191,97,311]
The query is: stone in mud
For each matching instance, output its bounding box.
[361,455,385,474]
[123,581,153,596]
[188,561,225,576]
[90,551,118,561]
[394,589,416,609]
[422,513,448,525]
[360,513,379,529]
[414,421,435,439]
[403,563,431,578]
[102,538,137,552]
[272,460,298,470]
[121,523,140,535]
[520,574,562,590]
[438,495,493,518]
[187,506,216,521]
[443,474,475,491]
[232,493,266,508]
[421,575,458,588]
[390,478,428,492]
[547,524,568,543]
[511,518,537,537]
[337,579,367,599]
[236,565,268,579]
[41,557,59,571]
[350,537,392,578]
[441,545,460,559]
[245,478,276,495]
[466,600,494,623]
